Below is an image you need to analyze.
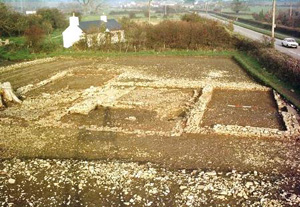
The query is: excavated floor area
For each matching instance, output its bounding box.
[0,56,299,207]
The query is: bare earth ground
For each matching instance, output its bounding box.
[0,56,299,207]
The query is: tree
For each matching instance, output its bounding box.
[129,11,136,19]
[37,8,67,29]
[0,3,20,36]
[75,0,104,14]
[230,0,247,14]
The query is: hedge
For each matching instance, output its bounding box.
[210,11,300,38]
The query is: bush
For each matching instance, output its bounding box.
[73,38,88,51]
[129,12,137,19]
[37,8,68,30]
[145,20,233,50]
[235,37,300,88]
[79,15,234,52]
[24,25,45,52]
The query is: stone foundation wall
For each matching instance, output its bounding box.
[0,58,56,74]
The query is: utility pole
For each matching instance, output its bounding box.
[289,2,292,18]
[21,0,24,13]
[271,0,276,43]
[148,0,152,24]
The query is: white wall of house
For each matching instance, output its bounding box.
[62,16,83,48]
[63,15,125,48]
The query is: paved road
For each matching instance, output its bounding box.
[200,13,300,60]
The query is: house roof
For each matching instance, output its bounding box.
[78,19,122,32]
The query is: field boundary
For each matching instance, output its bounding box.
[233,54,300,110]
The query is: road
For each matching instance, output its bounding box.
[200,13,300,60]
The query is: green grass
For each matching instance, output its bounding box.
[0,47,32,61]
[221,5,291,14]
[81,12,184,24]
[0,29,64,61]
[48,49,236,58]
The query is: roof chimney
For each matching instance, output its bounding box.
[100,14,107,23]
[69,14,79,26]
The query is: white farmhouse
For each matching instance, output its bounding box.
[62,14,125,48]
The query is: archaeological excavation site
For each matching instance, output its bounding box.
[0,56,300,206]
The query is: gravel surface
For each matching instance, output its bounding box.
[0,159,299,207]
[0,57,299,206]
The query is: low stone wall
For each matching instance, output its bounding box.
[114,78,268,91]
[212,125,283,138]
[17,70,72,95]
[67,74,136,115]
[171,89,201,136]
[185,85,214,133]
[0,58,56,74]
[183,86,299,139]
[273,91,300,138]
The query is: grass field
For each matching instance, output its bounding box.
[81,11,184,24]
[221,5,299,20]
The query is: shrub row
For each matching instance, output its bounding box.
[76,16,234,51]
[235,37,300,88]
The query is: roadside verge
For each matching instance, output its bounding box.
[233,54,300,110]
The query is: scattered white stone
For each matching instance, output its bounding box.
[126,116,137,121]
[245,182,253,188]
[206,171,216,176]
[8,178,15,184]
[180,186,187,190]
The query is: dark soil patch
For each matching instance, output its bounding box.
[61,106,178,132]
[0,59,93,89]
[28,72,117,96]
[201,89,285,130]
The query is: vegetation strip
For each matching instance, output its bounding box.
[233,54,300,110]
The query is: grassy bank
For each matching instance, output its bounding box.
[233,53,300,109]
[0,29,63,61]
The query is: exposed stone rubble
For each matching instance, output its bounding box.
[114,75,269,91]
[0,57,56,74]
[17,69,73,95]
[171,89,201,136]
[1,159,299,207]
[182,87,299,138]
[212,125,283,138]
[274,91,300,138]
[1,57,300,207]
[85,125,172,137]
[68,84,136,115]
[0,57,299,140]
[185,85,214,133]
